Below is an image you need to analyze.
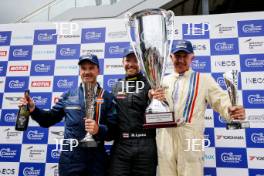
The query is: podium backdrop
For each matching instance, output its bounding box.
[0,12,264,176]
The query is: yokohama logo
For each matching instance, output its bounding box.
[9,65,28,71]
[0,50,7,56]
[31,81,51,87]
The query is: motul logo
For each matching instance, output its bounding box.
[0,51,7,56]
[249,156,264,160]
[9,65,28,71]
[31,81,51,87]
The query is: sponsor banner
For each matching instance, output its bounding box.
[56,44,80,60]
[18,163,45,176]
[211,55,240,73]
[20,144,47,163]
[4,77,29,92]
[216,168,248,176]
[204,167,216,176]
[241,72,264,90]
[29,76,53,92]
[1,93,23,109]
[9,45,32,60]
[248,169,264,176]
[215,128,246,148]
[104,42,130,58]
[245,109,264,128]
[204,147,216,167]
[23,127,49,144]
[189,39,210,56]
[46,145,60,163]
[243,90,264,109]
[103,75,124,92]
[6,61,31,76]
[0,162,19,176]
[0,110,18,126]
[247,148,264,169]
[54,60,79,76]
[0,46,9,61]
[81,28,106,43]
[191,56,211,73]
[216,148,248,168]
[204,109,214,128]
[33,29,57,45]
[104,58,124,75]
[48,127,64,144]
[0,127,23,144]
[0,77,5,92]
[0,144,21,162]
[0,31,11,46]
[80,43,105,59]
[204,128,215,147]
[240,54,264,72]
[32,45,56,60]
[30,60,55,76]
[210,20,237,38]
[246,128,264,148]
[30,93,52,109]
[239,37,264,55]
[238,20,264,37]
[0,62,7,76]
[10,27,34,45]
[210,38,239,55]
[44,163,59,176]
[53,76,78,92]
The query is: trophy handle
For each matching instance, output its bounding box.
[160,10,175,82]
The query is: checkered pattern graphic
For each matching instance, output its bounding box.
[0,12,264,176]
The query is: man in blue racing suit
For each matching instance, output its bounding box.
[19,54,117,176]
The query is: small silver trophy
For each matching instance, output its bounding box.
[224,70,250,130]
[79,82,98,147]
[126,9,176,128]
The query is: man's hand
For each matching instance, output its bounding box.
[228,105,245,120]
[18,96,35,112]
[84,119,99,135]
[148,88,166,101]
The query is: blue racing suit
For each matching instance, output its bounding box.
[30,83,117,176]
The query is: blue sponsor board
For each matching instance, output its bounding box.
[23,127,48,144]
[246,128,264,148]
[30,60,55,76]
[249,169,264,176]
[5,76,29,92]
[204,128,215,147]
[238,20,264,37]
[104,42,130,58]
[0,109,18,126]
[211,73,241,90]
[53,76,78,92]
[0,144,21,162]
[0,61,7,76]
[210,38,239,55]
[46,145,60,163]
[18,163,45,176]
[56,44,80,59]
[0,31,11,46]
[0,93,2,109]
[204,168,216,176]
[213,111,227,128]
[99,59,104,75]
[34,29,57,45]
[9,45,32,60]
[182,23,210,39]
[81,28,106,43]
[215,148,248,168]
[240,54,264,72]
[30,93,52,109]
[103,75,124,92]
[243,90,264,109]
[191,56,211,72]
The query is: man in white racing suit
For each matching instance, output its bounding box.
[151,40,245,176]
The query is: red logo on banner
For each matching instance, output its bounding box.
[0,51,7,56]
[9,65,28,71]
[31,81,51,87]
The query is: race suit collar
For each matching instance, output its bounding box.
[173,68,193,78]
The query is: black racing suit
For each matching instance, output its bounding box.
[109,72,157,176]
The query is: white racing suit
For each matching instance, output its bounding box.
[157,69,232,176]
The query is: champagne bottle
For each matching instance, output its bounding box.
[15,90,30,131]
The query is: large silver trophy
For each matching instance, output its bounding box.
[79,82,97,147]
[126,9,176,128]
[224,70,250,130]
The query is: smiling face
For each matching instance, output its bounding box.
[79,61,99,84]
[170,51,194,74]
[123,53,140,76]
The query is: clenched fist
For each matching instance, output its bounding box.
[84,119,99,135]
